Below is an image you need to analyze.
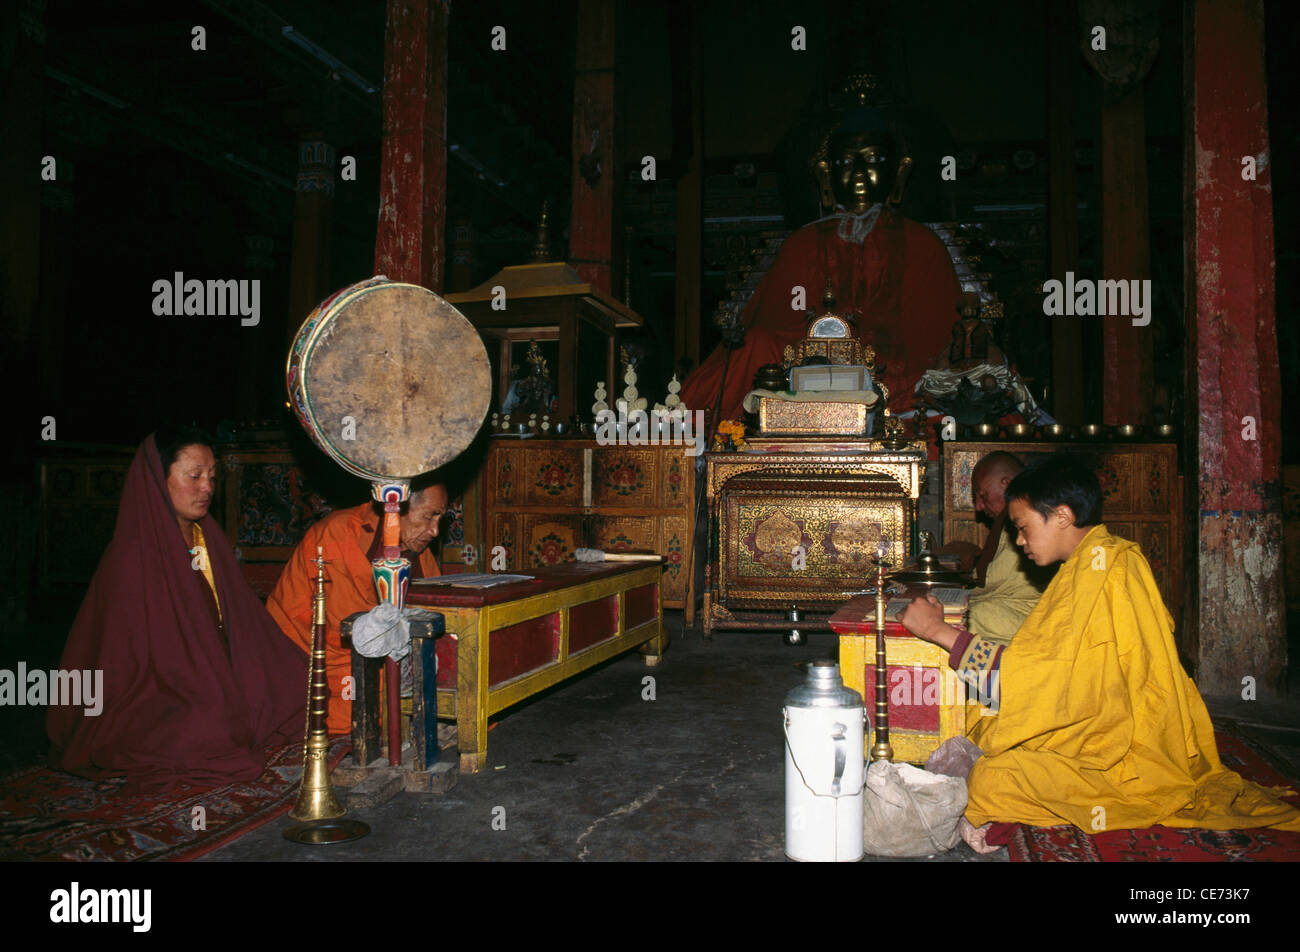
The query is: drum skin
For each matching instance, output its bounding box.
[287,277,491,481]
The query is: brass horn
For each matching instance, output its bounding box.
[283,548,370,844]
[869,545,894,763]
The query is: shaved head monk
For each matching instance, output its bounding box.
[268,481,449,734]
[964,451,1051,644]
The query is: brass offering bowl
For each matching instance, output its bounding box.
[754,363,789,391]
[887,550,973,589]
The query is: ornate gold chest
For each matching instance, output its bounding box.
[757,398,870,437]
[704,440,926,634]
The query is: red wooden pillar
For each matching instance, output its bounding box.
[286,137,335,343]
[372,0,451,764]
[1079,1,1158,425]
[1184,0,1284,696]
[374,0,449,293]
[672,0,703,369]
[1100,88,1154,425]
[569,0,618,294]
[1046,1,1083,424]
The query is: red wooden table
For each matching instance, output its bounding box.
[407,562,666,772]
[829,595,968,764]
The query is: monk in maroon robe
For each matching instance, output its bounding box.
[681,112,960,427]
[48,427,306,793]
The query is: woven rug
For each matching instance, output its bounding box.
[0,737,350,862]
[1003,732,1300,861]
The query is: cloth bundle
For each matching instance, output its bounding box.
[913,363,1050,423]
[861,753,970,857]
[349,603,439,662]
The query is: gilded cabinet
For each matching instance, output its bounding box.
[704,440,927,635]
[480,440,697,622]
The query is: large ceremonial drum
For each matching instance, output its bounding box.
[286,276,491,482]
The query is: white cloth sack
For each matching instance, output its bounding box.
[861,760,968,857]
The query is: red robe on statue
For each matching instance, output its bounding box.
[681,211,960,427]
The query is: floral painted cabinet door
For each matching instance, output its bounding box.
[479,440,698,623]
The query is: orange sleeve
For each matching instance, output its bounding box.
[266,526,319,655]
[419,549,441,578]
[269,506,383,733]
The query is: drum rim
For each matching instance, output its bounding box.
[286,280,490,481]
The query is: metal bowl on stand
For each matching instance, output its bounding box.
[886,534,974,589]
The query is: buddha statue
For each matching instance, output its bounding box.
[680,108,960,431]
[813,120,911,219]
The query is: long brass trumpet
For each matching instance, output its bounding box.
[283,548,370,844]
[869,547,894,762]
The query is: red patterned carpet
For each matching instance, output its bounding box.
[0,738,350,862]
[1002,732,1300,862]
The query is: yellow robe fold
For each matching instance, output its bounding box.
[966,524,1300,833]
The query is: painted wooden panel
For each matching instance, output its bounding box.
[520,515,585,568]
[522,448,585,507]
[592,448,658,509]
[942,441,1181,624]
[590,514,657,553]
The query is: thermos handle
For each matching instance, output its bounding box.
[830,722,847,797]
[783,710,851,799]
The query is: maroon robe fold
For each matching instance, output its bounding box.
[47,436,306,793]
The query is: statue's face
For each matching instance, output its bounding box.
[828,130,895,213]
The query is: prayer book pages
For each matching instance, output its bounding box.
[411,573,535,588]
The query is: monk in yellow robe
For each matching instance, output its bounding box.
[900,455,1300,849]
[267,483,448,734]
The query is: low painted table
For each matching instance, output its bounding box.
[407,562,666,773]
[829,595,967,765]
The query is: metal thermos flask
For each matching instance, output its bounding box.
[783,660,865,862]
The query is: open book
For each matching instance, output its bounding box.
[884,586,970,623]
[411,573,535,589]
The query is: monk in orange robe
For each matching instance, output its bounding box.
[267,484,448,734]
[681,111,960,427]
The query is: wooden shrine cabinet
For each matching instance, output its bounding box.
[704,440,927,635]
[942,440,1183,626]
[445,262,643,421]
[479,439,698,622]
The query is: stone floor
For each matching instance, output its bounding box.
[201,612,1300,863]
[203,616,1009,862]
[4,604,1297,862]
